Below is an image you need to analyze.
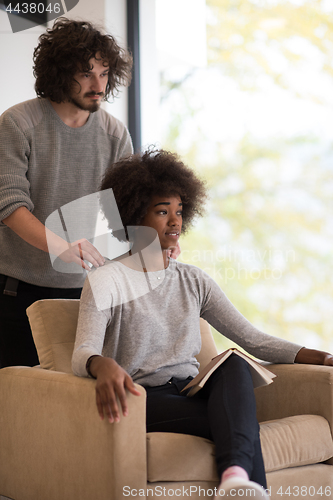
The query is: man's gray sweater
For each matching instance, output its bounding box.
[0,98,132,287]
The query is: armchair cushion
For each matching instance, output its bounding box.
[260,414,333,472]
[147,432,218,482]
[146,415,333,482]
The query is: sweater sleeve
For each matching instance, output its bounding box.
[71,272,112,377]
[0,112,34,224]
[199,270,303,364]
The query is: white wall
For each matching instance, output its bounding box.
[139,0,160,148]
[103,0,128,124]
[0,0,128,123]
[0,10,44,114]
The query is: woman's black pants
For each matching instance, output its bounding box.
[145,354,267,488]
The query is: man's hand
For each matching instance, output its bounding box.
[3,207,105,270]
[58,238,105,271]
[88,356,141,423]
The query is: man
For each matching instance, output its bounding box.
[0,17,133,368]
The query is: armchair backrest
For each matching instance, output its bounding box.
[27,299,79,373]
[27,299,218,374]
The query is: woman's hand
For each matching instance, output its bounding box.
[295,347,333,366]
[88,356,141,423]
[323,353,333,366]
[167,242,181,260]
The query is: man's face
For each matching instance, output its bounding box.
[70,55,109,113]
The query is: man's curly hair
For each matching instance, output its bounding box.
[33,18,132,103]
[100,149,207,234]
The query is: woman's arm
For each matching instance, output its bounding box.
[295,347,333,366]
[88,355,141,423]
[72,271,141,422]
[198,268,333,365]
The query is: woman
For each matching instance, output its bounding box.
[72,149,333,499]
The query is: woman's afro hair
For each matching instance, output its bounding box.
[100,148,207,234]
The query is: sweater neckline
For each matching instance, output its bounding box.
[111,257,176,276]
[43,98,96,133]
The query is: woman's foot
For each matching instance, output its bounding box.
[214,466,270,499]
[221,465,249,482]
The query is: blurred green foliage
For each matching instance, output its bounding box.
[160,0,333,352]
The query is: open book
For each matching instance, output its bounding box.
[182,348,277,397]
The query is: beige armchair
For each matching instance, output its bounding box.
[0,299,332,500]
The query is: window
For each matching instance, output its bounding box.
[145,0,333,351]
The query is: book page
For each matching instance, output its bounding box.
[182,348,276,396]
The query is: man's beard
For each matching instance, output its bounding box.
[70,92,104,113]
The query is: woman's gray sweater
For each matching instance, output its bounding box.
[72,258,302,386]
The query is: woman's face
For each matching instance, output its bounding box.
[140,195,182,251]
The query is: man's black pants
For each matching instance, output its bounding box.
[0,274,81,368]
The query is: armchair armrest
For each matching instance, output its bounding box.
[255,363,333,465]
[0,366,147,500]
